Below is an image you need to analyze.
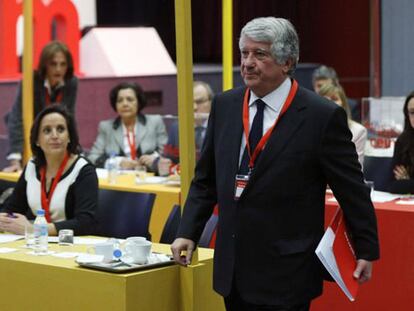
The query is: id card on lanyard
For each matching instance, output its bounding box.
[234,79,298,201]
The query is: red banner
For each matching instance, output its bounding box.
[0,0,80,78]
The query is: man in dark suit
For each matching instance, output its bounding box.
[171,17,379,311]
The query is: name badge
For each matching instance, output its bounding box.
[234,174,249,201]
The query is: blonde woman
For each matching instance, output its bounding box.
[318,83,367,166]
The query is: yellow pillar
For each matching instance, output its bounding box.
[174,0,199,264]
[222,0,233,91]
[22,0,34,164]
[174,0,200,310]
[174,0,195,207]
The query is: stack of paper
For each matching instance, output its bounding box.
[315,208,359,301]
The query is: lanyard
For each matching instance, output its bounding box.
[126,128,137,160]
[242,79,298,171]
[40,152,70,222]
[45,89,63,106]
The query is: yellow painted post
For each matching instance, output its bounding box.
[174,0,195,208]
[174,0,200,310]
[22,0,34,164]
[222,0,233,91]
[174,0,199,265]
[175,0,200,263]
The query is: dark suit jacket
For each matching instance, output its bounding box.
[6,72,78,154]
[177,84,379,306]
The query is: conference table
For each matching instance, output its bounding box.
[0,171,181,243]
[0,238,225,311]
[311,192,414,311]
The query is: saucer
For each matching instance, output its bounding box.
[120,255,147,265]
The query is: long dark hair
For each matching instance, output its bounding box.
[30,105,81,167]
[37,41,74,81]
[397,91,414,176]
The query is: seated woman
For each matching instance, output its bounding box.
[0,105,98,236]
[88,82,167,171]
[4,40,78,172]
[318,83,367,166]
[388,91,414,194]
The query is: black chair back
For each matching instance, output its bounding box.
[363,156,394,191]
[159,204,181,244]
[97,189,155,240]
[198,214,218,248]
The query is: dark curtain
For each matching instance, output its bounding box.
[96,0,370,97]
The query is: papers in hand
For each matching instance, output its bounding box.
[315,208,358,301]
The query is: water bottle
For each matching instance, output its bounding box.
[33,209,48,254]
[106,152,118,184]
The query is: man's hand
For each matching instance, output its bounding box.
[353,259,373,284]
[171,238,195,266]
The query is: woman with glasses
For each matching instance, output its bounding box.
[388,91,414,193]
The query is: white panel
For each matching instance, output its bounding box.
[80,29,114,76]
[71,0,97,28]
[80,27,176,77]
[382,0,414,96]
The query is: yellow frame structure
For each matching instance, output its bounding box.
[22,0,34,163]
[222,0,233,91]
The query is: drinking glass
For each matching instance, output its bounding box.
[58,229,74,246]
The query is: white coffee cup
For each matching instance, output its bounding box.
[87,241,116,262]
[122,238,152,264]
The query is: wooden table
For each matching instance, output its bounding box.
[0,239,224,311]
[0,171,181,243]
[311,196,414,311]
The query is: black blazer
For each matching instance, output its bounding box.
[6,72,78,154]
[177,84,380,306]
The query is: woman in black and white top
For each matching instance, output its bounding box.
[0,105,98,235]
[388,91,414,194]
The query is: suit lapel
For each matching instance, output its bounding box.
[228,93,245,178]
[247,88,307,185]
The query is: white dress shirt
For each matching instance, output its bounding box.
[239,78,292,165]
